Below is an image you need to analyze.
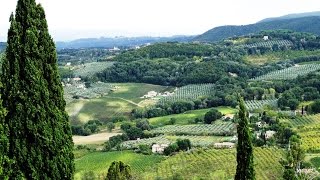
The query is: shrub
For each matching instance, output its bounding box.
[204,109,222,124]
[164,143,179,156]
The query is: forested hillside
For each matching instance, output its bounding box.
[194,16,320,42]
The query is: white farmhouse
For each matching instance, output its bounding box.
[214,142,235,149]
[265,130,276,139]
[66,62,71,66]
[152,144,169,154]
[263,36,269,41]
[142,91,158,98]
[73,77,81,81]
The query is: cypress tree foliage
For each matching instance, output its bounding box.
[235,97,255,180]
[105,161,132,180]
[0,83,9,179]
[1,0,74,179]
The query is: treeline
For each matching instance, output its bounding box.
[57,48,113,65]
[113,43,215,62]
[96,59,254,86]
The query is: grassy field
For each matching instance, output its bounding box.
[142,147,284,179]
[66,83,169,124]
[75,151,164,179]
[66,97,136,124]
[107,83,170,103]
[244,50,320,65]
[149,107,237,126]
[73,132,122,145]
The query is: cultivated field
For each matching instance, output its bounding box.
[251,64,320,81]
[159,83,215,104]
[148,107,237,126]
[149,121,236,136]
[245,99,278,111]
[73,61,114,78]
[279,114,320,127]
[244,49,320,65]
[142,147,284,179]
[75,151,164,179]
[298,124,320,152]
[242,40,293,48]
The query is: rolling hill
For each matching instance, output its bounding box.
[56,35,194,49]
[194,16,320,42]
[259,11,320,23]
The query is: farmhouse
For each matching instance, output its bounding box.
[65,62,71,66]
[263,36,269,40]
[214,142,235,149]
[265,130,276,139]
[73,77,81,81]
[142,91,158,98]
[152,144,169,154]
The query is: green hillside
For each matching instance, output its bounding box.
[194,16,320,42]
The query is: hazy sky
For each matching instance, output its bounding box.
[0,0,319,41]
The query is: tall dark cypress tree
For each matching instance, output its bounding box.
[0,82,9,179]
[1,0,74,179]
[235,97,255,180]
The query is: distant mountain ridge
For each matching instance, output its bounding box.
[194,15,320,42]
[259,11,320,23]
[56,35,194,49]
[0,42,6,53]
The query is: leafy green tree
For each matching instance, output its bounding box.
[1,0,74,178]
[107,122,115,132]
[105,161,132,180]
[310,100,320,113]
[136,119,151,130]
[235,97,255,180]
[176,139,191,151]
[164,143,179,156]
[204,109,222,124]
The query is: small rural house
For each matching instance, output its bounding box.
[73,77,81,81]
[142,91,158,98]
[265,130,276,139]
[152,144,169,154]
[263,36,269,40]
[214,142,235,149]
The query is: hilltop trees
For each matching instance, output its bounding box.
[1,0,74,179]
[235,97,255,180]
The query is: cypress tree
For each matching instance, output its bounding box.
[0,82,9,179]
[235,97,255,180]
[1,0,74,179]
